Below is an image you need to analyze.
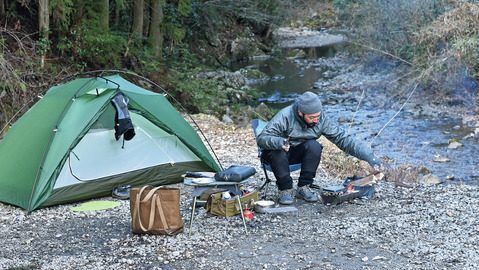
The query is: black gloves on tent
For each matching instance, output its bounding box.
[111,92,135,141]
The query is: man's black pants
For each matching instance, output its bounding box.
[261,139,322,191]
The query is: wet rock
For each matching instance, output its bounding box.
[257,91,296,103]
[313,81,332,88]
[420,174,441,185]
[447,141,463,149]
[432,155,450,163]
[337,117,350,123]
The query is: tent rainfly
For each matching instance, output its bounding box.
[0,75,220,212]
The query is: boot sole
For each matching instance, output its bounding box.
[278,197,294,205]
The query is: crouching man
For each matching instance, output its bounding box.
[257,91,383,205]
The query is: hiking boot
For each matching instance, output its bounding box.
[296,185,319,202]
[278,189,294,205]
[112,185,131,200]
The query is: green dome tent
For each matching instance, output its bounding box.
[0,75,220,212]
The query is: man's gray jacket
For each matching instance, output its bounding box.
[257,102,376,165]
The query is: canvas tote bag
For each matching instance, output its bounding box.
[130,185,183,235]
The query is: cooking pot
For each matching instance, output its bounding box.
[253,200,275,213]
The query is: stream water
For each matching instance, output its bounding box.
[237,49,478,183]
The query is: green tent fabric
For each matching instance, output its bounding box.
[0,75,220,212]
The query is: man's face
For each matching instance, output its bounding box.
[299,111,321,127]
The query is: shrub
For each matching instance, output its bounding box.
[342,0,448,61]
[62,23,128,68]
[417,3,479,71]
[169,70,227,114]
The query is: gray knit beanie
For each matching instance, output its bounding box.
[297,91,323,114]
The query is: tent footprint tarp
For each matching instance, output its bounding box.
[0,75,220,212]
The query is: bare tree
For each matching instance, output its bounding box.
[132,0,144,37]
[148,0,163,57]
[114,0,127,28]
[143,0,150,37]
[38,0,49,68]
[99,0,109,30]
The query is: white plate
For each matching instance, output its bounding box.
[191,178,215,184]
[181,172,216,178]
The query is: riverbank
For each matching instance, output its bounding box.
[1,114,478,270]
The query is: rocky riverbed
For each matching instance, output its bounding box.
[1,113,478,270]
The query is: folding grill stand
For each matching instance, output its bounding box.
[184,178,249,236]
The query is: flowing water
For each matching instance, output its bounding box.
[237,49,479,183]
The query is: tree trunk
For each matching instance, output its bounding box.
[143,0,150,37]
[99,0,109,30]
[114,0,120,28]
[0,0,5,19]
[148,0,163,58]
[38,0,49,36]
[132,0,144,38]
[38,0,50,68]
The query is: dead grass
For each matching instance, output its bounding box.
[319,137,371,179]
[416,2,479,72]
[418,3,479,48]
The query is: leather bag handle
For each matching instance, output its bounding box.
[135,185,169,232]
[155,194,169,231]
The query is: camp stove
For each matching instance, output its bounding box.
[320,185,361,205]
[314,173,383,205]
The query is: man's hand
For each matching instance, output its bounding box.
[372,163,385,173]
[368,156,385,173]
[282,138,290,152]
[369,157,392,174]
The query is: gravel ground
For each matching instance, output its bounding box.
[1,114,478,270]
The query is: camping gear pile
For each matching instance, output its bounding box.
[206,188,258,217]
[183,166,259,218]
